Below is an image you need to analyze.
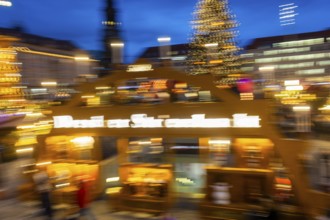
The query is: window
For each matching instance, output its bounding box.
[273,38,324,48]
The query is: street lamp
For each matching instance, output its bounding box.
[0,0,12,7]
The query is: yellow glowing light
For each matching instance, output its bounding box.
[208,139,231,145]
[41,81,57,86]
[223,45,235,49]
[17,124,35,129]
[240,92,254,100]
[23,170,38,174]
[176,177,194,185]
[70,136,95,147]
[8,99,25,102]
[96,86,111,90]
[285,85,303,91]
[36,161,52,166]
[74,56,89,61]
[26,112,44,117]
[16,147,33,153]
[284,80,300,86]
[211,22,225,26]
[55,183,70,188]
[106,187,122,194]
[205,43,218,47]
[274,93,289,98]
[4,73,21,77]
[259,66,275,71]
[106,177,120,183]
[209,60,223,64]
[319,105,330,111]
[9,47,97,61]
[81,95,95,99]
[126,64,153,72]
[138,141,152,145]
[293,106,310,112]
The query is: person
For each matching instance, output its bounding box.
[76,180,97,220]
[33,167,54,219]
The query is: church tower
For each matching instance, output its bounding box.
[101,0,123,75]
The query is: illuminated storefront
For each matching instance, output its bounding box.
[35,61,328,217]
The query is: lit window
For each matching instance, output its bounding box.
[278,62,314,69]
[316,60,330,66]
[264,47,310,55]
[296,68,325,75]
[273,38,324,48]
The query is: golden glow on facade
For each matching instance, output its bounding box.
[41,81,57,86]
[16,147,33,153]
[74,56,89,61]
[10,47,96,61]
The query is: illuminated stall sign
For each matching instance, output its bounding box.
[126,64,153,72]
[53,114,261,129]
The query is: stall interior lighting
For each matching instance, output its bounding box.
[319,105,330,111]
[208,139,231,145]
[284,80,300,86]
[285,85,303,91]
[240,93,254,100]
[41,82,57,86]
[55,183,70,188]
[106,187,122,194]
[36,161,52,166]
[176,177,194,185]
[70,136,95,147]
[16,147,33,153]
[17,124,35,129]
[74,56,89,61]
[106,177,120,183]
[293,106,310,112]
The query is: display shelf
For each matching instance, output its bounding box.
[113,163,173,214]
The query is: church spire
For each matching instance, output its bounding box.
[101,0,123,75]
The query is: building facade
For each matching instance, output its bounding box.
[0,27,98,100]
[241,29,330,86]
[139,29,330,89]
[100,0,123,74]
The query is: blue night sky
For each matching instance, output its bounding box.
[0,0,329,63]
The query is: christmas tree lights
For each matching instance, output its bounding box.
[186,0,242,87]
[0,36,24,111]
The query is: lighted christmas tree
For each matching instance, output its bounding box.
[0,36,24,112]
[186,0,242,87]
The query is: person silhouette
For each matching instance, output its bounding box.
[33,167,53,219]
[76,180,96,220]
